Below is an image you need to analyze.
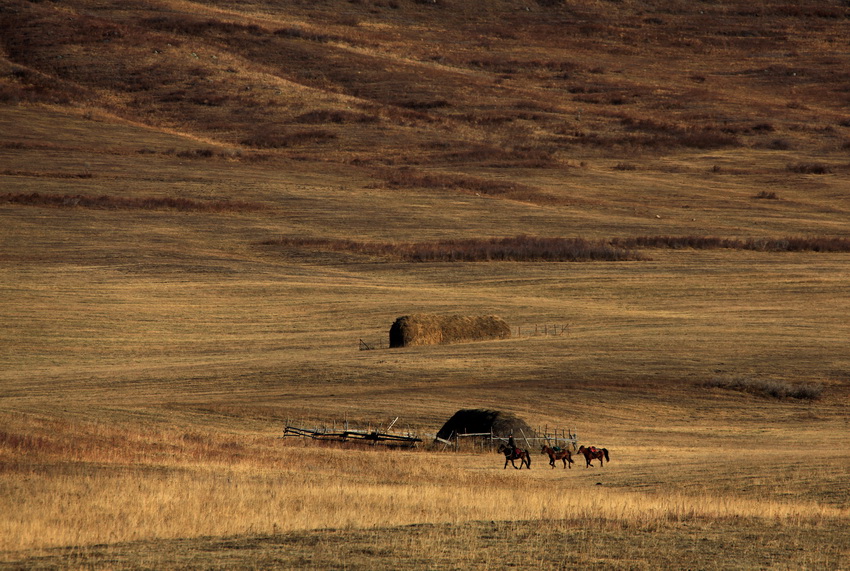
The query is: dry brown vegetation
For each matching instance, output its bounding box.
[1,192,264,212]
[704,375,824,401]
[264,235,648,261]
[1,0,849,568]
[611,235,850,253]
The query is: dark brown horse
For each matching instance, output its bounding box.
[498,443,531,469]
[577,445,609,467]
[541,445,574,469]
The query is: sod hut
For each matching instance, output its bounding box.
[435,409,537,442]
[388,314,510,348]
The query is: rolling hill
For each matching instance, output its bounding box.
[1,0,849,568]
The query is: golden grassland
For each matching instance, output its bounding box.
[1,412,848,567]
[2,0,850,567]
[3,221,849,567]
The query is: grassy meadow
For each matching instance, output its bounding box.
[2,0,850,568]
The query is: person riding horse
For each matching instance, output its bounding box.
[508,435,521,457]
[498,437,531,469]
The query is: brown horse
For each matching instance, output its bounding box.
[577,445,609,467]
[541,445,574,469]
[498,443,531,470]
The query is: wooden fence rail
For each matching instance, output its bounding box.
[284,425,422,448]
[513,324,570,337]
[284,422,575,453]
[435,427,578,452]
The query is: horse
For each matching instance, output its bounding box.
[541,445,574,469]
[577,445,609,467]
[497,443,531,470]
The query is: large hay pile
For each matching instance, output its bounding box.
[388,314,510,348]
[435,409,537,441]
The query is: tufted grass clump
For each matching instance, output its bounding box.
[704,376,823,400]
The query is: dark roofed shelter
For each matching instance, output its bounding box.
[436,409,536,442]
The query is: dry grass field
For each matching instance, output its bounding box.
[2,0,850,568]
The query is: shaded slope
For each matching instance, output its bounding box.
[2,0,848,165]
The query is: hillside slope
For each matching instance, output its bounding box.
[1,1,850,564]
[2,0,849,179]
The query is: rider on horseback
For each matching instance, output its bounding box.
[508,435,521,457]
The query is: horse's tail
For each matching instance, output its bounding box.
[603,448,610,462]
[526,449,532,469]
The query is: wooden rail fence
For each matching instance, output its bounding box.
[283,424,422,448]
[284,419,575,454]
[434,427,578,452]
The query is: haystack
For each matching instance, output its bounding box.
[389,314,510,348]
[435,409,537,441]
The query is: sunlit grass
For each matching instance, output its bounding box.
[1,416,847,553]
[2,0,850,566]
[2,449,845,553]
